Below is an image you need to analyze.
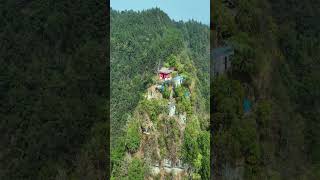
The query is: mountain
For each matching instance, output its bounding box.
[212,0,320,179]
[110,8,210,179]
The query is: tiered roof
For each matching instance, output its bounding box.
[158,67,173,74]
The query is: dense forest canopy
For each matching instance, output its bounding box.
[212,0,320,179]
[1,0,108,179]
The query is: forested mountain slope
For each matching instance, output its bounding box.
[212,0,320,179]
[111,8,210,179]
[1,1,107,179]
[110,8,209,147]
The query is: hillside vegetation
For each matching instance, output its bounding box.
[0,1,108,179]
[111,8,210,179]
[212,0,320,179]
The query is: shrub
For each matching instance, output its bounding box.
[128,158,146,180]
[162,84,170,99]
[125,120,141,153]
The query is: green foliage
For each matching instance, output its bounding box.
[125,119,141,153]
[183,117,201,165]
[1,0,107,179]
[128,158,146,180]
[255,100,272,138]
[176,61,185,73]
[198,131,210,180]
[192,173,202,180]
[162,117,182,161]
[176,96,192,116]
[229,32,256,75]
[174,86,185,98]
[236,0,264,33]
[111,136,126,168]
[213,0,237,38]
[182,116,209,178]
[140,99,167,122]
[162,84,170,99]
[179,21,210,110]
[160,28,184,57]
[165,117,180,141]
[212,76,244,123]
[171,71,178,78]
[166,54,178,67]
[182,76,192,87]
[213,0,320,179]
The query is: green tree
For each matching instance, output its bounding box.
[162,84,170,99]
[128,158,146,180]
[182,116,204,177]
[166,54,178,67]
[198,131,210,180]
[125,119,141,153]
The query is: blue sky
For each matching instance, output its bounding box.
[110,0,210,25]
